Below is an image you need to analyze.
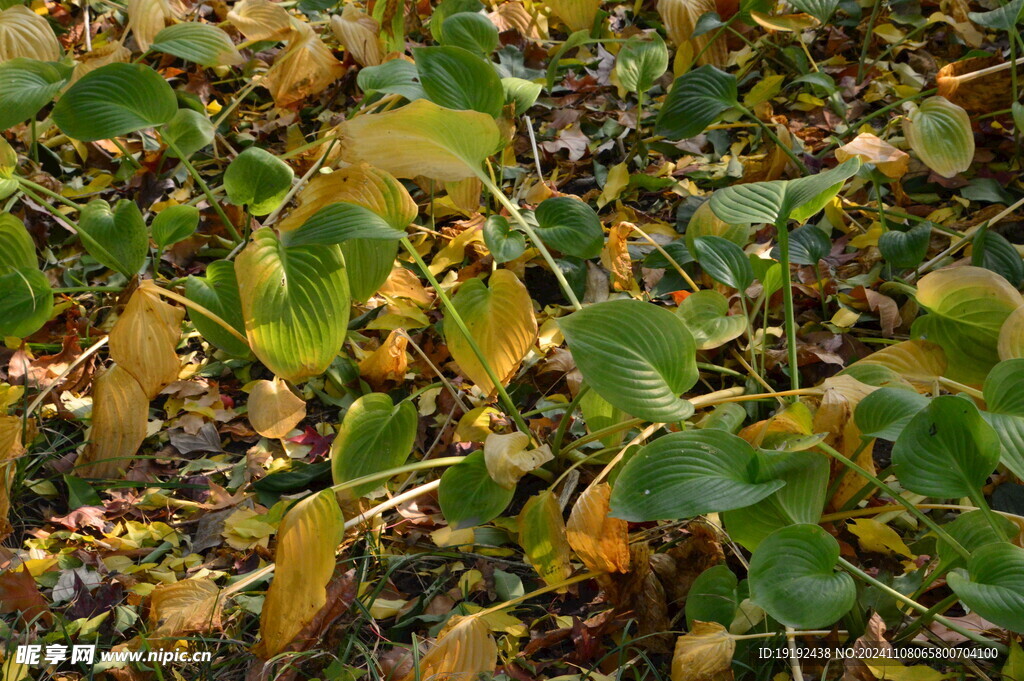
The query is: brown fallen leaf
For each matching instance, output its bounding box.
[149,578,223,639]
[937,55,1024,113]
[0,564,51,625]
[836,133,910,179]
[359,329,409,388]
[264,22,346,108]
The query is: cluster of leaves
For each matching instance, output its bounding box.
[2,0,1024,678]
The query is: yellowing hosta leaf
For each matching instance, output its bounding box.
[0,6,62,62]
[517,490,573,586]
[78,365,148,479]
[126,0,173,51]
[999,305,1024,360]
[397,615,497,681]
[278,164,417,233]
[749,10,819,31]
[0,415,22,539]
[358,329,408,386]
[70,43,132,84]
[248,378,306,438]
[547,0,602,31]
[847,518,915,558]
[836,132,910,179]
[671,621,735,681]
[109,281,184,400]
[264,22,345,108]
[445,269,538,395]
[566,482,630,574]
[657,0,727,67]
[483,431,553,488]
[445,177,483,215]
[149,578,222,637]
[854,339,947,391]
[337,98,505,182]
[226,0,293,41]
[257,489,344,658]
[330,5,384,67]
[236,228,350,383]
[903,96,975,178]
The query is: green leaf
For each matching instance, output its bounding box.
[533,196,604,259]
[161,108,215,160]
[579,388,627,447]
[891,395,1001,498]
[413,45,504,117]
[0,267,52,338]
[150,22,242,67]
[152,204,200,249]
[501,77,542,116]
[948,542,1024,633]
[781,225,830,266]
[936,510,1017,573]
[903,97,974,179]
[559,299,698,423]
[748,524,856,628]
[331,393,418,496]
[878,223,930,269]
[281,202,405,247]
[685,565,738,628]
[0,212,36,271]
[342,240,400,302]
[224,147,294,216]
[431,0,484,42]
[615,33,668,94]
[788,0,838,23]
[439,13,499,55]
[980,359,1024,479]
[968,0,1024,30]
[973,229,1023,288]
[77,199,148,277]
[609,430,783,521]
[853,387,929,440]
[0,58,69,130]
[235,228,350,382]
[675,289,746,349]
[483,215,526,263]
[692,235,753,290]
[439,450,514,529]
[684,200,750,253]
[357,60,427,101]
[52,63,177,142]
[185,260,250,358]
[656,65,738,139]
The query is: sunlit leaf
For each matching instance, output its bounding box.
[331,393,417,496]
[671,621,735,681]
[903,96,975,178]
[109,281,184,399]
[566,483,630,573]
[77,365,148,479]
[517,490,573,586]
[0,6,62,62]
[397,615,497,681]
[249,378,306,439]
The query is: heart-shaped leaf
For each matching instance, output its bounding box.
[52,63,177,142]
[185,260,250,358]
[968,0,1024,33]
[610,429,784,521]
[413,45,504,117]
[236,228,350,382]
[281,202,405,247]
[853,387,929,440]
[878,223,930,269]
[903,97,974,178]
[973,229,1024,287]
[161,108,215,160]
[980,359,1024,479]
[559,299,698,423]
[936,510,1017,573]
[656,65,738,139]
[439,13,499,55]
[109,281,184,399]
[151,23,242,67]
[439,450,514,529]
[616,33,668,94]
[331,393,417,496]
[685,565,738,628]
[78,199,148,277]
[356,60,427,101]
[0,58,69,130]
[675,289,746,349]
[502,77,542,116]
[749,524,856,628]
[948,542,1024,634]
[533,196,605,259]
[692,235,754,289]
[778,224,830,265]
[248,378,306,439]
[152,204,199,249]
[891,395,1001,498]
[0,267,52,338]
[483,215,526,263]
[684,200,750,252]
[224,147,294,216]
[788,0,838,23]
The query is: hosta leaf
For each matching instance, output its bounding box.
[248,378,306,439]
[615,33,668,94]
[256,490,344,658]
[77,199,149,277]
[342,240,399,303]
[891,395,1001,498]
[438,450,514,529]
[502,77,542,115]
[980,359,1024,479]
[483,215,526,263]
[0,268,53,338]
[330,393,417,496]
[161,108,215,160]
[787,0,838,23]
[546,0,602,32]
[109,281,184,399]
[835,132,909,179]
[356,59,427,101]
[671,622,735,681]
[439,13,499,55]
[533,196,605,259]
[0,213,35,271]
[149,578,222,637]
[852,339,948,391]
[263,22,344,108]
[656,65,738,140]
[566,482,631,573]
[337,98,504,182]
[692,235,753,289]
[397,615,497,681]
[517,490,572,586]
[330,5,384,66]
[579,388,627,446]
[853,387,929,440]
[559,299,698,423]
[912,266,1023,384]
[676,290,745,349]
[444,269,538,395]
[781,224,830,266]
[151,204,199,249]
[973,229,1024,287]
[235,228,350,383]
[685,565,738,628]
[948,543,1024,634]
[684,200,750,253]
[226,0,293,41]
[151,22,242,67]
[878,223,930,269]
[936,510,1017,573]
[968,0,1024,32]
[52,63,176,142]
[0,58,69,130]
[413,45,504,117]
[185,260,250,358]
[223,147,294,216]
[610,429,784,521]
[281,202,405,247]
[76,365,148,479]
[748,524,856,628]
[0,6,62,62]
[903,97,974,178]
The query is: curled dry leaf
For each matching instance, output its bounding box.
[264,22,345,108]
[813,375,877,510]
[658,0,727,67]
[740,122,793,183]
[836,133,909,179]
[483,431,554,488]
[248,377,306,439]
[226,0,293,41]
[256,489,344,658]
[566,482,631,574]
[126,0,173,51]
[601,221,638,292]
[0,5,62,62]
[330,5,385,67]
[359,329,409,387]
[937,55,1023,113]
[517,490,573,586]
[77,365,149,479]
[0,415,22,539]
[398,615,497,681]
[671,621,736,681]
[109,281,184,400]
[149,578,223,638]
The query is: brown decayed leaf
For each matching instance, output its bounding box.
[566,483,631,574]
[248,378,306,439]
[658,0,727,67]
[0,565,51,625]
[936,56,1023,113]
[671,621,735,681]
[836,133,909,179]
[855,339,947,392]
[0,5,62,62]
[126,0,173,51]
[109,281,184,400]
[148,578,223,638]
[483,431,553,488]
[813,375,878,510]
[226,0,293,41]
[517,490,573,586]
[264,22,346,108]
[330,5,384,67]
[397,615,497,681]
[0,415,22,539]
[77,364,149,479]
[359,329,409,387]
[740,122,792,183]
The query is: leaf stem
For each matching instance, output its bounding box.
[630,223,700,291]
[551,384,589,457]
[165,138,243,243]
[330,456,465,497]
[775,217,800,392]
[17,178,82,212]
[149,286,250,348]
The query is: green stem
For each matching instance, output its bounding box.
[775,217,800,392]
[164,138,243,243]
[18,185,80,232]
[552,385,589,457]
[400,238,532,436]
[111,137,141,170]
[894,593,958,644]
[477,174,583,311]
[52,286,123,293]
[856,0,883,83]
[968,489,1010,542]
[560,417,644,454]
[330,456,465,496]
[17,178,82,212]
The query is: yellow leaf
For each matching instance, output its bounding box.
[598,162,630,208]
[749,10,819,32]
[455,406,502,442]
[444,177,483,215]
[248,378,306,439]
[999,305,1024,361]
[337,99,505,182]
[658,0,727,67]
[517,490,573,586]
[566,483,631,574]
[836,133,910,179]
[445,269,538,395]
[830,307,861,328]
[671,621,736,681]
[601,221,638,292]
[849,223,884,248]
[226,0,293,41]
[397,615,497,681]
[149,578,222,637]
[330,5,384,67]
[856,339,947,391]
[264,22,345,108]
[0,415,22,539]
[359,330,409,386]
[109,281,184,400]
[743,74,785,108]
[546,0,602,32]
[483,432,553,488]
[126,0,173,51]
[848,518,915,558]
[864,659,951,681]
[70,43,132,84]
[257,489,344,658]
[0,5,62,62]
[429,227,484,275]
[78,365,148,479]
